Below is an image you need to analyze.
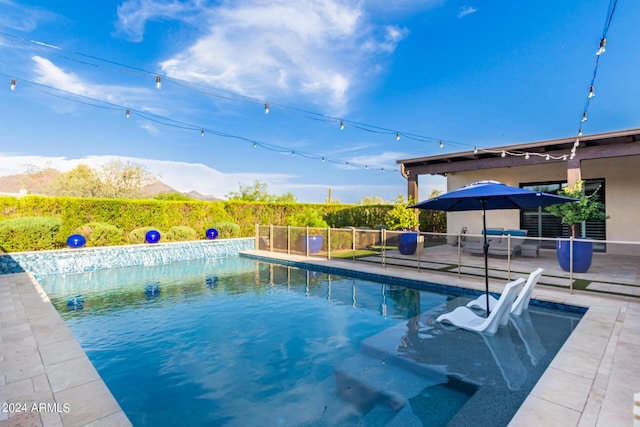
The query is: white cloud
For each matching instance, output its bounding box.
[458,5,477,18]
[115,0,409,113]
[0,0,61,32]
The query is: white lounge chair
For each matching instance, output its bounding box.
[466,268,544,316]
[436,278,525,335]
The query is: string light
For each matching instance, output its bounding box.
[396,132,400,141]
[439,140,444,149]
[581,112,587,122]
[10,79,16,91]
[596,37,606,56]
[501,150,506,158]
[264,102,269,114]
[201,128,205,137]
[525,153,529,160]
[340,120,344,130]
[155,75,161,89]
[253,141,257,149]
[588,86,595,99]
[473,146,478,154]
[125,109,130,119]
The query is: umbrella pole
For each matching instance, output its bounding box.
[482,202,490,317]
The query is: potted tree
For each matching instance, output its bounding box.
[287,209,328,254]
[386,195,420,255]
[545,180,609,273]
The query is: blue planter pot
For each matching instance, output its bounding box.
[297,235,323,253]
[557,238,593,273]
[398,233,418,255]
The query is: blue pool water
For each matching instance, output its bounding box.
[39,256,582,426]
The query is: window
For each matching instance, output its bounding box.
[520,179,606,251]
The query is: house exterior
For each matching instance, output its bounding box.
[397,128,640,255]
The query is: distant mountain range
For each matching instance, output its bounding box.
[0,169,219,201]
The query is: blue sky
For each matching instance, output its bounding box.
[0,0,636,203]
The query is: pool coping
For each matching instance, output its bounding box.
[241,250,640,427]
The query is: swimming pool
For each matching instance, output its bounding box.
[39,256,582,426]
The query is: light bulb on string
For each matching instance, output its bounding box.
[574,138,580,148]
[321,157,325,163]
[578,129,583,137]
[291,150,295,157]
[501,150,506,158]
[264,102,270,114]
[201,128,205,137]
[525,153,530,160]
[596,37,606,56]
[253,142,257,149]
[155,75,161,89]
[396,132,400,141]
[563,155,568,161]
[10,79,16,91]
[588,86,595,99]
[125,109,130,119]
[340,120,344,130]
[473,146,478,154]
[581,112,587,123]
[439,140,444,149]
[545,154,550,160]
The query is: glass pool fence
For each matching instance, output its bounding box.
[255,224,640,299]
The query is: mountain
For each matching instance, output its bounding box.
[0,170,219,200]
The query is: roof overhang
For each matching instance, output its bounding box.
[397,128,640,178]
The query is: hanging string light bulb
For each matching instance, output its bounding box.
[340,120,344,130]
[253,142,257,149]
[525,153,530,160]
[201,128,205,137]
[588,86,596,98]
[596,37,607,55]
[581,112,588,122]
[155,75,162,89]
[125,109,130,119]
[473,146,478,154]
[264,102,270,114]
[10,79,16,91]
[501,150,506,158]
[396,132,400,141]
[439,140,444,149]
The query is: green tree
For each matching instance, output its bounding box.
[358,195,386,205]
[51,164,104,197]
[545,180,609,237]
[99,160,156,199]
[385,195,419,230]
[226,180,297,203]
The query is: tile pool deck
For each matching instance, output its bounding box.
[1,251,639,426]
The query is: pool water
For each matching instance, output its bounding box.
[39,257,582,426]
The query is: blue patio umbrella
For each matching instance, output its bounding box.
[410,180,577,316]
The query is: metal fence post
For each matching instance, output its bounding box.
[327,227,331,259]
[569,236,574,293]
[269,224,274,252]
[352,227,356,262]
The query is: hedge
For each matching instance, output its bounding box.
[0,195,446,252]
[0,216,63,252]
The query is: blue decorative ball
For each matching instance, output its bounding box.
[145,230,161,244]
[206,228,219,240]
[66,234,86,248]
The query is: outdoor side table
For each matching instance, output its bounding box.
[521,243,539,258]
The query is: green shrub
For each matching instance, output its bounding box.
[128,227,163,244]
[165,226,198,242]
[0,216,63,252]
[75,222,124,247]
[210,221,240,238]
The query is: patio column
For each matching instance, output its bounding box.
[407,173,418,202]
[567,158,581,186]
